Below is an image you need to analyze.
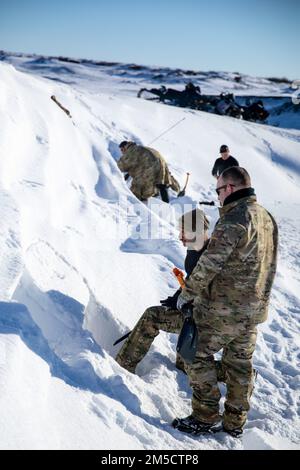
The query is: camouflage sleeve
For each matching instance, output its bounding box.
[117,147,139,173]
[180,221,246,302]
[117,155,127,172]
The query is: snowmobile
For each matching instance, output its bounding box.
[215,93,243,119]
[137,86,181,103]
[138,83,204,109]
[138,87,269,123]
[242,100,269,122]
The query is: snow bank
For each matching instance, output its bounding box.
[0,61,299,449]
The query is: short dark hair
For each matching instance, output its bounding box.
[221,166,251,187]
[220,144,229,153]
[119,141,129,149]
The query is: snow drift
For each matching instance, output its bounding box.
[0,58,299,450]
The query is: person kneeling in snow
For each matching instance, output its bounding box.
[117,141,180,202]
[116,209,226,381]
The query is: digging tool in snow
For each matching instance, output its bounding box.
[113,331,131,347]
[114,269,185,347]
[177,172,190,197]
[199,200,215,206]
[176,313,198,364]
[173,266,198,364]
[113,264,198,364]
[51,95,72,118]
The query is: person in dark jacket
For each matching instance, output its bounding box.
[212,145,239,179]
[115,209,214,374]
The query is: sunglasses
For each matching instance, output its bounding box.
[216,183,236,195]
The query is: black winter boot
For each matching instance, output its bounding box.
[157,184,170,203]
[222,425,243,438]
[172,415,222,435]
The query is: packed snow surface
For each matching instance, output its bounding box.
[0,54,299,449]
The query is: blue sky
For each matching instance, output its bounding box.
[0,0,299,79]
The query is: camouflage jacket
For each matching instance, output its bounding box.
[117,143,180,190]
[179,191,278,325]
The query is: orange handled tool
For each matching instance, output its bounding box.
[173,267,185,288]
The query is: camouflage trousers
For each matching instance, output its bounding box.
[130,178,159,201]
[189,311,257,431]
[116,306,183,372]
[116,305,257,431]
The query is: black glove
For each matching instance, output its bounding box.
[160,296,178,309]
[160,289,181,309]
[124,173,130,181]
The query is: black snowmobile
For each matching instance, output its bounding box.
[138,82,204,109]
[137,86,182,103]
[242,100,269,122]
[138,85,269,123]
[215,93,243,119]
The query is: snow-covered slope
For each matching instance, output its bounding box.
[1,50,293,96]
[0,60,299,450]
[1,51,299,130]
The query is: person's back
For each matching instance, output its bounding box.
[117,141,180,201]
[212,145,239,179]
[123,144,170,187]
[173,166,278,437]
[118,143,161,175]
[207,192,278,324]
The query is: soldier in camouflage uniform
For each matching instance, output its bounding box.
[115,208,220,374]
[173,166,278,437]
[117,141,180,202]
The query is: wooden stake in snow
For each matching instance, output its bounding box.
[51,95,72,118]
